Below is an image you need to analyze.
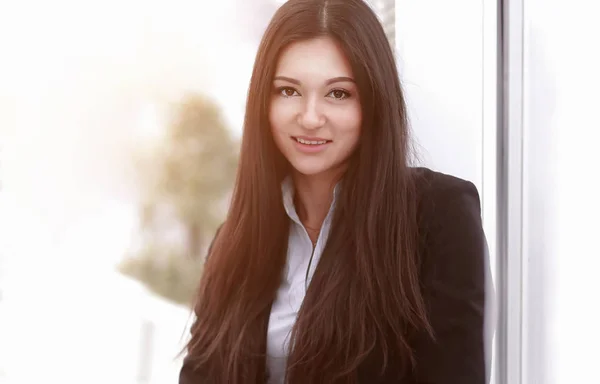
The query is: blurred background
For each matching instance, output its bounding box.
[0,0,598,383]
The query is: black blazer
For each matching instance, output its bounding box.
[180,167,493,383]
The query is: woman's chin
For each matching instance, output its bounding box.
[291,166,329,177]
[288,159,347,179]
[287,160,330,177]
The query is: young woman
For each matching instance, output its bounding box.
[180,0,491,383]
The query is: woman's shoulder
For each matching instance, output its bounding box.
[410,166,485,257]
[411,167,482,227]
[412,167,480,204]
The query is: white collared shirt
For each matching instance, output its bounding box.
[265,178,339,384]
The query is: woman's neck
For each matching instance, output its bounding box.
[292,171,340,231]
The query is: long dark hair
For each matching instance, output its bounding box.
[184,0,432,382]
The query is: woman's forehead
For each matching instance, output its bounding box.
[274,37,354,81]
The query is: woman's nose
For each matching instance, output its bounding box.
[298,97,326,130]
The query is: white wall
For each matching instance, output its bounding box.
[395,0,484,191]
[522,0,600,383]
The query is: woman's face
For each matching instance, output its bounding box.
[269,37,362,178]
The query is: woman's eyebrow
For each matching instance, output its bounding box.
[273,76,355,85]
[273,76,301,85]
[324,76,355,85]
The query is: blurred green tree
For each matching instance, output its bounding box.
[119,94,238,306]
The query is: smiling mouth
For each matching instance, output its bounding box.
[291,137,332,145]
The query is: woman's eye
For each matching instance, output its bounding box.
[279,87,299,97]
[327,89,350,100]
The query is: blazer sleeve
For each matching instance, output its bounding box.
[413,178,491,384]
[179,357,204,384]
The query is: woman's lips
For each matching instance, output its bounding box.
[291,136,332,153]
